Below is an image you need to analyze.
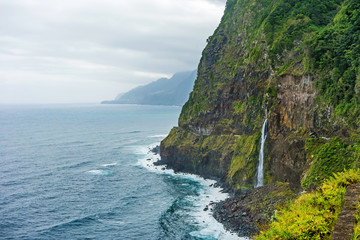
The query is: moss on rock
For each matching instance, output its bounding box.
[302,137,360,190]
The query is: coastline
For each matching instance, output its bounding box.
[137,144,248,240]
[145,143,295,239]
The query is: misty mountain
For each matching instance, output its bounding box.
[102,70,196,106]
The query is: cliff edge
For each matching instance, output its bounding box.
[159,0,360,194]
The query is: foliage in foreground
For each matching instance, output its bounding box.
[255,169,360,240]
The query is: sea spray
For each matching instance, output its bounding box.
[255,119,268,188]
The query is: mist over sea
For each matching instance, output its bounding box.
[0,104,242,240]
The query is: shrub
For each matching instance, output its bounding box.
[256,169,360,240]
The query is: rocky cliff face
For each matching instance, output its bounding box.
[159,0,360,192]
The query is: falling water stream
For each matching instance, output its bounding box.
[255,119,268,188]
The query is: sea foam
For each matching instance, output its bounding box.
[148,134,168,138]
[87,169,111,175]
[102,162,117,167]
[137,143,249,240]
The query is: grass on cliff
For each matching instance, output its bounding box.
[180,0,360,129]
[302,137,360,190]
[261,0,360,124]
[227,132,261,189]
[255,169,360,240]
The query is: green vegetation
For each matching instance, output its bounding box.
[168,0,360,193]
[233,100,246,114]
[162,127,198,153]
[247,182,296,217]
[266,182,295,200]
[256,169,360,240]
[162,127,263,189]
[303,137,360,189]
[265,86,277,99]
[312,0,360,121]
[260,0,360,123]
[227,132,261,189]
[264,0,342,62]
[180,0,360,128]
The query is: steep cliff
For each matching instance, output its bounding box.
[159,0,360,192]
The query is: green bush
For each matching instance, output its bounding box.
[302,138,358,189]
[256,169,360,240]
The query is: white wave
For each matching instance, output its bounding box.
[127,143,157,156]
[102,162,117,167]
[136,144,249,240]
[87,169,110,175]
[188,181,247,240]
[148,134,168,138]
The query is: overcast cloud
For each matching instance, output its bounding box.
[0,0,226,104]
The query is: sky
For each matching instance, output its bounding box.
[0,0,226,104]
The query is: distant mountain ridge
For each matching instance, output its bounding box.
[102,70,196,106]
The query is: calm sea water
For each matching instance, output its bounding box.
[0,104,242,240]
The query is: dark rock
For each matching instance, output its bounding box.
[213,182,294,237]
[150,145,160,155]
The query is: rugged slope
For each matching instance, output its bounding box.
[159,0,360,192]
[102,70,196,106]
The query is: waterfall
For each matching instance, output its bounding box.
[255,119,268,188]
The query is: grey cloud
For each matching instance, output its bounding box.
[205,0,227,5]
[0,0,225,104]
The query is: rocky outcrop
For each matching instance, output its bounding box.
[213,182,295,236]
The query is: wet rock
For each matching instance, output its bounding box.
[150,145,160,155]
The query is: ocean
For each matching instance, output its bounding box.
[0,104,244,240]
